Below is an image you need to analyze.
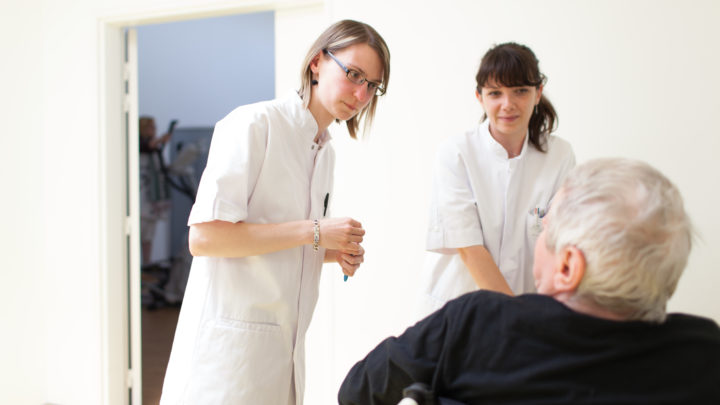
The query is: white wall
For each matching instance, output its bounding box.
[309,0,720,402]
[0,1,47,403]
[1,0,719,404]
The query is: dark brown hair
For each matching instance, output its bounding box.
[475,42,556,152]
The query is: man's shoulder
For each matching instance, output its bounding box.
[665,313,720,337]
[451,290,556,304]
[444,291,562,320]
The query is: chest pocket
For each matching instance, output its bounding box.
[526,205,547,243]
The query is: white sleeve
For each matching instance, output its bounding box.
[549,137,577,197]
[187,108,268,225]
[426,141,484,254]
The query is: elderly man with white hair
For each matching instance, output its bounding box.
[338,158,720,405]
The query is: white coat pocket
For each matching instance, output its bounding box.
[185,318,292,404]
[526,206,546,242]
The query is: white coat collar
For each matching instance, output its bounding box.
[281,90,332,147]
[480,119,529,161]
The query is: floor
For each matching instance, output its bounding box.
[142,305,180,405]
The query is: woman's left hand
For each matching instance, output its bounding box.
[336,243,364,278]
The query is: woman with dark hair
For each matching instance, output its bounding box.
[160,20,390,405]
[420,42,574,312]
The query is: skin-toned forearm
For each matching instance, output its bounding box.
[189,219,313,258]
[458,245,514,296]
[189,217,365,259]
[148,133,170,150]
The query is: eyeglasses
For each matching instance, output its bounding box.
[323,49,386,96]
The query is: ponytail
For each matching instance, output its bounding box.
[527,94,557,152]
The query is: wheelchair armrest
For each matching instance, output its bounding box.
[401,383,435,405]
[399,383,468,405]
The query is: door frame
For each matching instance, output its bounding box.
[97,2,324,404]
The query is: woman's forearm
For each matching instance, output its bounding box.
[458,245,514,295]
[189,220,313,258]
[189,217,365,258]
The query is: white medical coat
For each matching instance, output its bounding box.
[160,91,334,405]
[421,120,575,313]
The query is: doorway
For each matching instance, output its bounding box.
[137,12,276,403]
[99,3,326,404]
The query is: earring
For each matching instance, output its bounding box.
[534,104,538,115]
[311,79,318,85]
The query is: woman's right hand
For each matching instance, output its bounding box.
[318,217,365,253]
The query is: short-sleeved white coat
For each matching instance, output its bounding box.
[161,91,334,405]
[421,119,575,313]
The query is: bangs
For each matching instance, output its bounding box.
[476,45,544,89]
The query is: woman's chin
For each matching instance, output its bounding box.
[334,111,355,121]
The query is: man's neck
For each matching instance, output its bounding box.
[554,293,629,321]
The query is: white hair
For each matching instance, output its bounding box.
[545,158,693,322]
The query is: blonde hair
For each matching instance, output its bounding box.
[298,19,390,139]
[545,158,693,322]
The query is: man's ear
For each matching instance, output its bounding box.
[553,246,586,293]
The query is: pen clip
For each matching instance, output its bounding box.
[529,207,547,233]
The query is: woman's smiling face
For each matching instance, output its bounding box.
[477,79,542,143]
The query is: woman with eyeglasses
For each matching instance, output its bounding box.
[160,20,390,405]
[419,42,575,314]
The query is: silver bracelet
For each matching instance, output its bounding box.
[313,219,320,252]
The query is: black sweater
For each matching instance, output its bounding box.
[339,292,720,404]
